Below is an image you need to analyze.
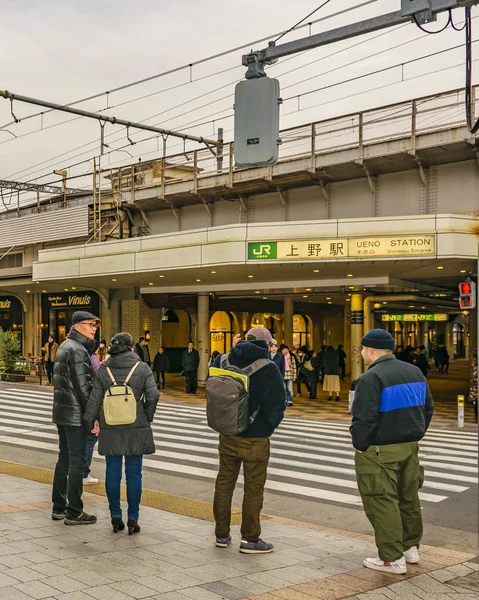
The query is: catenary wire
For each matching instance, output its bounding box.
[273,0,332,43]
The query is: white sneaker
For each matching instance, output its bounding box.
[363,556,407,574]
[83,475,99,485]
[404,546,420,564]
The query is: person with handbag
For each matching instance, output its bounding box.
[295,349,312,397]
[84,332,159,534]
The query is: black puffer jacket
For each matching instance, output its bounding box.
[52,329,98,426]
[84,349,159,456]
[323,350,340,376]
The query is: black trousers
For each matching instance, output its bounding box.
[185,370,198,393]
[296,374,311,395]
[340,366,346,380]
[45,361,54,383]
[156,371,166,387]
[52,425,87,517]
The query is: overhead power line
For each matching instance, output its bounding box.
[274,0,332,43]
[0,0,379,133]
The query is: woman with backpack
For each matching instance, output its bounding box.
[84,332,159,535]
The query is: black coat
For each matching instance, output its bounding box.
[52,329,98,427]
[213,340,285,438]
[337,349,347,368]
[153,352,170,373]
[182,348,200,372]
[413,353,430,377]
[307,356,321,383]
[269,352,285,378]
[84,349,159,456]
[323,351,340,376]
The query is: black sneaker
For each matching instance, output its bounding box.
[51,511,66,521]
[64,512,97,526]
[215,534,232,548]
[239,538,274,554]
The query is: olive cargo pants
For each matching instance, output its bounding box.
[213,434,270,542]
[355,442,424,562]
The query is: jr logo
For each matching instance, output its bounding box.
[248,242,277,260]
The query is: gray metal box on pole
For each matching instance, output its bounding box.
[234,78,281,167]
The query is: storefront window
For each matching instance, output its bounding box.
[41,291,100,345]
[210,311,234,355]
[0,296,24,354]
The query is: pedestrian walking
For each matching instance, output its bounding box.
[337,344,347,380]
[295,349,312,397]
[323,346,341,401]
[268,341,285,378]
[412,346,430,378]
[317,345,327,383]
[152,347,170,389]
[83,351,101,486]
[282,345,297,407]
[134,337,151,366]
[182,341,200,394]
[51,311,100,525]
[43,334,58,385]
[307,351,321,399]
[438,345,450,374]
[351,329,434,574]
[84,332,159,535]
[212,327,285,553]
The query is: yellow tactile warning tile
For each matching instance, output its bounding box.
[0,459,248,524]
[242,548,478,600]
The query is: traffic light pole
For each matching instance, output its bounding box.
[242,0,478,78]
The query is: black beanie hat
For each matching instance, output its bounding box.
[361,329,395,350]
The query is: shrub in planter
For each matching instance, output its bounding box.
[0,328,22,381]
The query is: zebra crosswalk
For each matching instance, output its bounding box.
[0,386,477,507]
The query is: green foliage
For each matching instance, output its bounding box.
[0,328,21,374]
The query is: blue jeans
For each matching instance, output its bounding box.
[284,379,293,405]
[105,455,143,521]
[83,433,98,478]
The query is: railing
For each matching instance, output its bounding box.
[130,86,477,195]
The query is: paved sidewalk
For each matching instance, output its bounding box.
[0,473,477,600]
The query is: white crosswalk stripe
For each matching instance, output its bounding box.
[0,387,477,507]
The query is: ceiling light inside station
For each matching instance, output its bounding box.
[255,290,260,294]
[210,271,216,274]
[112,279,117,282]
[159,275,165,278]
[347,274,353,277]
[306,288,312,292]
[383,301,388,305]
[26,290,31,293]
[64,288,69,292]
[326,297,331,300]
[196,279,201,282]
[263,297,267,300]
[327,301,332,305]
[248,275,254,278]
[346,298,351,302]
[148,283,154,286]
[42,290,46,293]
[36,281,40,284]
[313,269,319,273]
[437,266,444,270]
[460,270,467,274]
[303,295,308,298]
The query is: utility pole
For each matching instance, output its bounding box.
[53,169,67,206]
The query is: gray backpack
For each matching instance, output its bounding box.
[206,354,270,435]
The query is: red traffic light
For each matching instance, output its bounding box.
[458,280,476,310]
[459,282,472,295]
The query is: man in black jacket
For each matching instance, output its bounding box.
[351,329,434,575]
[182,341,200,394]
[213,327,285,554]
[152,347,170,389]
[52,311,100,525]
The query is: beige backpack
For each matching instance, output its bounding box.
[103,362,140,425]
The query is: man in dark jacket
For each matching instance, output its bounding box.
[213,327,285,554]
[351,329,434,575]
[182,341,200,394]
[51,311,100,525]
[152,347,170,389]
[135,338,151,366]
[268,341,285,377]
[412,347,430,378]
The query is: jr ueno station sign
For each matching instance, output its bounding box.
[248,235,436,260]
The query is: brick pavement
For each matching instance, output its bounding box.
[0,473,477,600]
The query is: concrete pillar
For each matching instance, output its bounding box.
[284,297,294,348]
[105,299,121,341]
[351,293,364,381]
[343,304,351,376]
[197,293,210,385]
[24,294,34,357]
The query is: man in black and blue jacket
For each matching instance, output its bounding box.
[351,329,434,575]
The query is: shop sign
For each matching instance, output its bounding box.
[0,299,12,310]
[46,293,92,308]
[212,333,225,343]
[248,235,435,260]
[382,313,448,322]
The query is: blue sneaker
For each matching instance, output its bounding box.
[239,538,274,554]
[215,534,232,548]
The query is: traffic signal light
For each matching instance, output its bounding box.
[458,280,476,309]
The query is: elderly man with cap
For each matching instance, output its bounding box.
[51,311,100,525]
[212,327,285,554]
[351,329,434,574]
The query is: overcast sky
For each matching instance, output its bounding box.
[0,0,475,205]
